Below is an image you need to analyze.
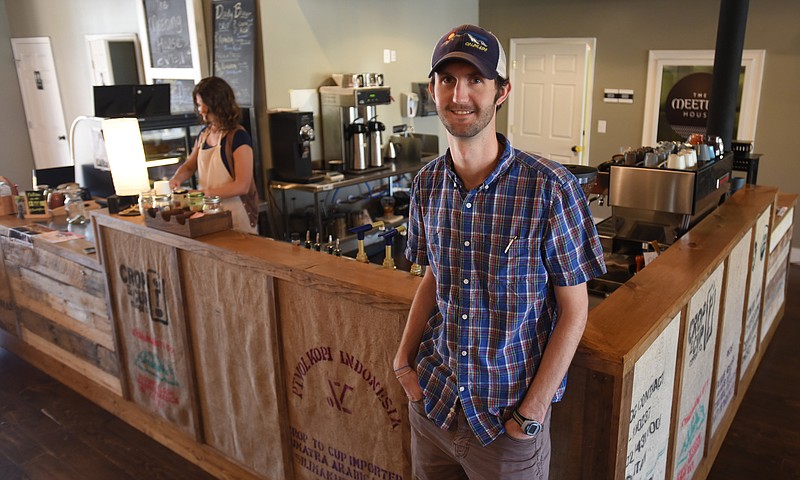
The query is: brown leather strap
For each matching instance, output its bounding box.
[224,126,259,228]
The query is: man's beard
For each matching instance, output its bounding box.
[437,102,495,138]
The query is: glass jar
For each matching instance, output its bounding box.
[138,190,154,215]
[203,195,224,214]
[171,189,189,209]
[153,194,171,211]
[187,191,205,212]
[64,188,86,225]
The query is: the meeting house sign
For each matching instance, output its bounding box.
[664,72,712,140]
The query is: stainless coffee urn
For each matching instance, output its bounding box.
[320,74,391,173]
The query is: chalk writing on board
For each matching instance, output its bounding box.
[144,0,193,69]
[290,426,404,480]
[212,0,255,105]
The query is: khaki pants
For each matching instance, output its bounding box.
[409,400,552,480]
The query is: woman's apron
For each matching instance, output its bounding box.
[197,141,257,234]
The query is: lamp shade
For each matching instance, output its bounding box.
[101,118,151,196]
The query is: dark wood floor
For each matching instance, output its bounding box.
[0,266,798,480]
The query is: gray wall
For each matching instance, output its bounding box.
[0,0,37,190]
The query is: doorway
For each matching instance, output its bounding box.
[507,38,595,165]
[11,37,71,170]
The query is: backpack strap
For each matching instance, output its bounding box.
[223,126,259,229]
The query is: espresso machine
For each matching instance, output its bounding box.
[269,110,323,183]
[320,73,391,173]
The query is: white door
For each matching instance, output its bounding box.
[508,38,595,165]
[11,37,71,169]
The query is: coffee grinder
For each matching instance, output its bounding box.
[320,76,391,174]
[269,111,323,183]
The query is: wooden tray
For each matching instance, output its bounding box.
[143,208,233,238]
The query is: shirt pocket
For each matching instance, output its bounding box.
[486,236,534,306]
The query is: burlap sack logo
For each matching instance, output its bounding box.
[291,346,402,430]
[119,264,169,325]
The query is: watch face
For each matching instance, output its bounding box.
[524,421,542,436]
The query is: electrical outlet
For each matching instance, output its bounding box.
[383,49,391,63]
[598,120,607,133]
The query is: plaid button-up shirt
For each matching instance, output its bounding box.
[405,134,606,445]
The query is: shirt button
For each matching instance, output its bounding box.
[461,314,468,320]
[464,240,470,247]
[463,278,469,285]
[465,202,472,208]
[461,350,467,356]
[459,386,465,392]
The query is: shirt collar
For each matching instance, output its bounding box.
[443,133,515,191]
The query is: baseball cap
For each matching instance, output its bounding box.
[429,24,507,80]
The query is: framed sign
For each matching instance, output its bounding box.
[641,50,765,146]
[137,0,208,85]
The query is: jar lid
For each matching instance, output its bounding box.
[204,195,221,204]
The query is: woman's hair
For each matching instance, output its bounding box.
[193,76,241,131]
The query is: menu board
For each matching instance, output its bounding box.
[625,313,680,480]
[155,78,196,113]
[212,0,256,106]
[142,0,194,69]
[711,231,751,438]
[740,207,771,378]
[673,263,724,480]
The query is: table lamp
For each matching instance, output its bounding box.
[102,118,151,212]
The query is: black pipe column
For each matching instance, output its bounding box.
[706,0,750,152]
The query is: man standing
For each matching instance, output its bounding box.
[393,24,606,479]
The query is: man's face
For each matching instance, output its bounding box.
[430,61,508,139]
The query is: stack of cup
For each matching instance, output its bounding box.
[667,153,686,170]
[681,148,697,168]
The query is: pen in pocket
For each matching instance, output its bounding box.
[504,235,518,254]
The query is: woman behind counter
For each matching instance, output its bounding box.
[169,76,259,234]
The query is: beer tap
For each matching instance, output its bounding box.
[379,225,406,269]
[348,220,385,263]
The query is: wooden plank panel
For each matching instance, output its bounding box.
[277,278,410,480]
[17,308,118,376]
[2,237,105,297]
[181,250,288,479]
[20,327,122,396]
[11,266,112,341]
[0,240,18,336]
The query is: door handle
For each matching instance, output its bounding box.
[571,145,582,153]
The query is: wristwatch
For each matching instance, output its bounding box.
[511,409,543,436]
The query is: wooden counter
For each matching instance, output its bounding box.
[551,185,796,480]
[0,184,795,480]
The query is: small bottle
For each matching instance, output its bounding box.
[153,194,171,212]
[304,230,312,249]
[203,195,224,214]
[333,238,342,257]
[64,188,87,225]
[171,189,189,209]
[187,191,205,212]
[313,232,321,251]
[138,190,154,215]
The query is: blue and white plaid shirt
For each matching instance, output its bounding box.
[405,134,606,445]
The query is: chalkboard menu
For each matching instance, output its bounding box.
[143,0,194,69]
[155,78,196,113]
[212,0,256,106]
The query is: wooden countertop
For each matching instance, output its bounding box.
[580,185,780,375]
